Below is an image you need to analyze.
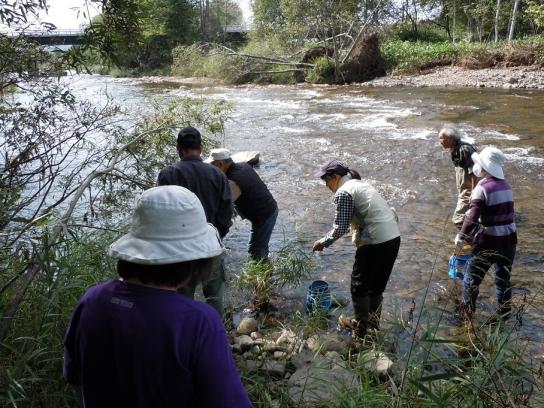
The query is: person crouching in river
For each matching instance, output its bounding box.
[312,159,401,338]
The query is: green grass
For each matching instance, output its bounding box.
[0,230,117,407]
[381,35,544,74]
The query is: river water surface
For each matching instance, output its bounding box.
[73,75,544,353]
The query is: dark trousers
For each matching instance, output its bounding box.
[351,236,401,298]
[462,245,516,313]
[248,208,278,260]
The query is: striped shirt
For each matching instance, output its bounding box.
[460,177,517,250]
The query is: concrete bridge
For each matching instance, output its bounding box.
[225,24,251,42]
[4,29,85,46]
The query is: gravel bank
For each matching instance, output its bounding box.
[361,65,544,89]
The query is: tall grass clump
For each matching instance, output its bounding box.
[382,35,544,74]
[0,230,117,406]
[234,237,313,312]
[305,56,336,84]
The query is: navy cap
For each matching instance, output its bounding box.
[314,159,349,178]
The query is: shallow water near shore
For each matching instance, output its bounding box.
[72,75,544,356]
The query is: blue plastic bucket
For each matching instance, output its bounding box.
[306,280,332,313]
[448,255,471,280]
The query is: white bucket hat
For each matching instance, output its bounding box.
[205,148,231,163]
[471,146,506,180]
[109,186,224,265]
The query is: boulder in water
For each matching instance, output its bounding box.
[231,151,260,165]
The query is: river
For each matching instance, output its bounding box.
[72,75,544,352]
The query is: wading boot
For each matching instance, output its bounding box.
[352,296,371,339]
[368,294,384,334]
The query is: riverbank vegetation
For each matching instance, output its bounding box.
[78,0,544,83]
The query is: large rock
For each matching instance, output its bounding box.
[288,359,359,405]
[233,335,254,351]
[243,360,286,377]
[276,329,299,346]
[237,317,258,335]
[231,151,260,165]
[360,351,394,376]
[340,33,386,83]
[306,333,349,354]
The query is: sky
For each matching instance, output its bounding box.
[37,0,252,30]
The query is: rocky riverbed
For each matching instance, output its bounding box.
[362,65,544,89]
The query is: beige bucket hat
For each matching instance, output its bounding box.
[109,186,224,265]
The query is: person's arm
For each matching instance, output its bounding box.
[192,320,251,408]
[215,174,233,238]
[229,180,242,201]
[459,144,476,171]
[313,191,353,251]
[469,173,478,190]
[156,168,169,186]
[459,185,485,241]
[63,305,83,386]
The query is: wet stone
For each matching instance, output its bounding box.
[237,317,258,335]
[250,331,263,340]
[360,351,394,376]
[233,335,254,351]
[289,359,358,405]
[306,334,348,353]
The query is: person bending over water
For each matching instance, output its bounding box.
[312,159,401,338]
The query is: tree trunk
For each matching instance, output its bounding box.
[494,0,501,42]
[508,0,520,41]
[453,0,457,42]
[412,0,418,37]
[467,15,473,41]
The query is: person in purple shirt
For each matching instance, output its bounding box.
[455,147,517,320]
[63,186,251,408]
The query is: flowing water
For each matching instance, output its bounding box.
[72,75,544,352]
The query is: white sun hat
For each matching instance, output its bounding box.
[109,186,224,265]
[205,148,231,163]
[471,146,506,180]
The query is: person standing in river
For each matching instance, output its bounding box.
[312,159,401,338]
[454,147,517,320]
[207,148,278,261]
[63,186,251,408]
[157,127,233,319]
[439,126,479,229]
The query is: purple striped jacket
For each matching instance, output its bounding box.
[460,177,517,250]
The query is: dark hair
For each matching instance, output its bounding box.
[348,169,361,180]
[323,168,361,180]
[117,258,213,287]
[177,127,202,150]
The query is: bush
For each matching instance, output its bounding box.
[381,36,544,74]
[305,56,336,84]
[171,35,302,84]
[0,230,117,406]
[385,22,450,43]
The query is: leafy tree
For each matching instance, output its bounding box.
[526,0,544,32]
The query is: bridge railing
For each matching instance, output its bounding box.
[225,23,253,33]
[2,29,85,38]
